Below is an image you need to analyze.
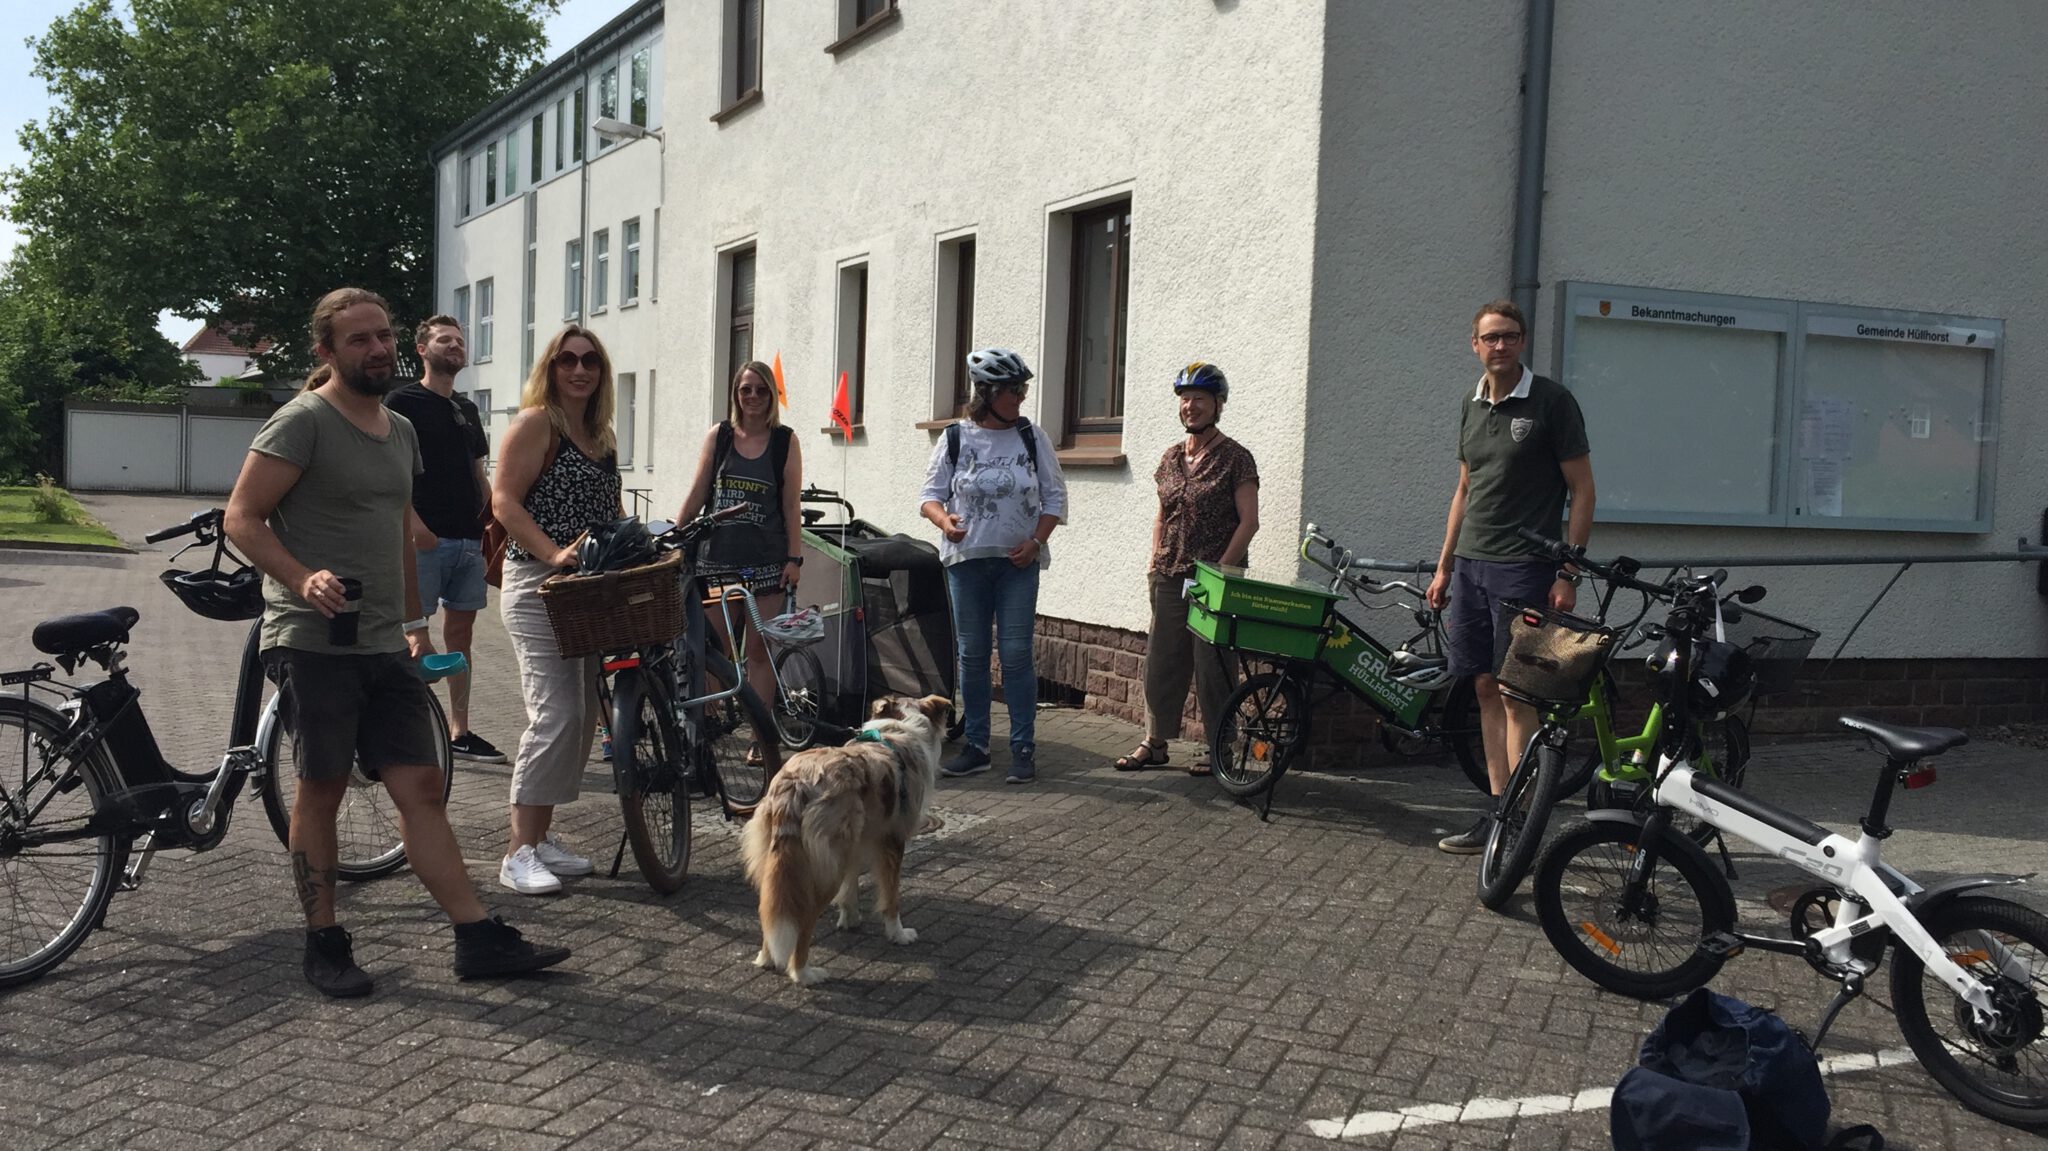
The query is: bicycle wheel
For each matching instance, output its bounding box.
[771,646,827,750]
[611,670,692,894]
[1586,716,1748,847]
[1476,735,1563,909]
[1210,672,1308,799]
[1532,817,1733,999]
[0,697,122,988]
[1436,676,1489,794]
[702,654,782,808]
[260,689,453,881]
[1890,896,2048,1126]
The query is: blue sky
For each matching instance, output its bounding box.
[0,0,623,347]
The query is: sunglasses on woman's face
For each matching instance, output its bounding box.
[553,349,603,372]
[736,385,773,397]
[993,382,1030,397]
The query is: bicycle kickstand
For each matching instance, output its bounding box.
[609,832,627,879]
[121,833,159,892]
[1810,970,1864,1052]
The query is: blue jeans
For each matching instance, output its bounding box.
[947,558,1040,759]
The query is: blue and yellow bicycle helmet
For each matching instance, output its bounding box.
[1172,361,1229,403]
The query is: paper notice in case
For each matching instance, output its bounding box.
[1798,397,1854,461]
[1805,459,1844,517]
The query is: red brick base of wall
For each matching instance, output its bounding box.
[1022,613,2048,758]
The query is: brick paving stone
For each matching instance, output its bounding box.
[4,495,2048,1148]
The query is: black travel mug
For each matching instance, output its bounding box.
[328,577,363,646]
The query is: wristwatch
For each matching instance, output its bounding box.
[785,555,804,567]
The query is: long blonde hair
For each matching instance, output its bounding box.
[520,324,618,456]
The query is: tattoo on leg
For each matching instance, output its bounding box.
[290,850,333,923]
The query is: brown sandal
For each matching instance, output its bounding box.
[1114,740,1170,772]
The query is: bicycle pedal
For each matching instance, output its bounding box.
[1699,931,1746,959]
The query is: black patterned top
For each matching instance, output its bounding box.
[509,435,621,562]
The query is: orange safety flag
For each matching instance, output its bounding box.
[829,370,853,439]
[770,351,789,408]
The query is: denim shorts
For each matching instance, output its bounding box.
[415,536,488,615]
[1446,558,1558,678]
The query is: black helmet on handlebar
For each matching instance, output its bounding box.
[577,516,658,574]
[160,566,264,622]
[1648,634,1756,721]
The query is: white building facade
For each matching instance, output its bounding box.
[430,0,667,501]
[431,0,2046,728]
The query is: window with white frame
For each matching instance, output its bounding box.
[623,218,642,305]
[485,142,498,205]
[473,388,493,427]
[452,284,470,336]
[651,208,660,301]
[592,230,610,310]
[630,49,650,127]
[460,156,473,217]
[572,87,586,162]
[1558,281,2003,532]
[521,196,537,376]
[835,260,869,429]
[529,114,543,184]
[565,239,583,318]
[503,130,517,195]
[937,235,976,418]
[724,0,763,107]
[553,98,565,171]
[475,278,495,361]
[616,372,637,467]
[723,245,756,388]
[599,66,619,148]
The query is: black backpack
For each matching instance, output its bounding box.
[1611,990,1882,1151]
[945,417,1039,476]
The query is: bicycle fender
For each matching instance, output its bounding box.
[609,668,645,797]
[1902,872,2034,917]
[1579,809,1739,922]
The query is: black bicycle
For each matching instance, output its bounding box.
[578,510,783,893]
[0,509,456,987]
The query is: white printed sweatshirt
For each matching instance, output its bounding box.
[918,421,1069,568]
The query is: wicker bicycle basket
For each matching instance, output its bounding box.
[537,549,687,658]
[1493,601,1618,706]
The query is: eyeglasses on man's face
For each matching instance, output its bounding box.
[553,349,603,371]
[1475,330,1525,348]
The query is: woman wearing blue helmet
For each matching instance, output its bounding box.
[1115,362,1260,775]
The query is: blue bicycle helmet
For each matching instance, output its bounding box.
[1172,361,1229,403]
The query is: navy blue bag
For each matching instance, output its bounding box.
[1611,989,1882,1150]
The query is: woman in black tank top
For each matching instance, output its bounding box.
[489,325,623,895]
[677,360,805,738]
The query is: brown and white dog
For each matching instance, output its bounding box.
[739,693,949,985]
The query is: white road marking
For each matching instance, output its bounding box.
[1306,1048,1917,1139]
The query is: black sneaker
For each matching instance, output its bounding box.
[1005,755,1036,785]
[1437,815,1493,855]
[453,916,572,980]
[448,732,508,764]
[940,746,992,778]
[304,925,374,998]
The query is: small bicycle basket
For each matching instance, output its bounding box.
[1493,602,1618,706]
[762,604,826,649]
[537,549,686,658]
[1722,604,1820,695]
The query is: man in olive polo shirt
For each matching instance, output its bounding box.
[1425,299,1596,854]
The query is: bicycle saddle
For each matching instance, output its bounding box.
[32,606,140,655]
[1839,715,1967,760]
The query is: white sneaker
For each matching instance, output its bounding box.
[534,834,593,877]
[498,845,563,895]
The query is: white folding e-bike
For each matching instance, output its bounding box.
[1524,536,2047,1128]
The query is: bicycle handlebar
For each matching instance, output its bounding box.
[146,509,221,544]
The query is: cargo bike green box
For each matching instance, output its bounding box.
[1184,561,1338,661]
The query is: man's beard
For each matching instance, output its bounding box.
[339,360,397,396]
[426,351,466,375]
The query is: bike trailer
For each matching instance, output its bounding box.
[1612,988,1881,1150]
[791,488,956,730]
[1184,561,1338,660]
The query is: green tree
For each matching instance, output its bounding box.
[0,238,199,480]
[4,0,554,378]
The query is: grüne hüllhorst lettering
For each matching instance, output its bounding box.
[1856,323,1953,343]
[1629,304,1737,327]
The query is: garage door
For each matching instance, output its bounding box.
[186,415,266,494]
[66,410,181,491]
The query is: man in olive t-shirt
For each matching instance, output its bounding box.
[1425,299,1596,854]
[226,287,567,997]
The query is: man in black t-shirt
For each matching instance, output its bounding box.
[1425,300,1596,854]
[387,314,505,763]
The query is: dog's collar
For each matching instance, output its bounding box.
[854,726,913,807]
